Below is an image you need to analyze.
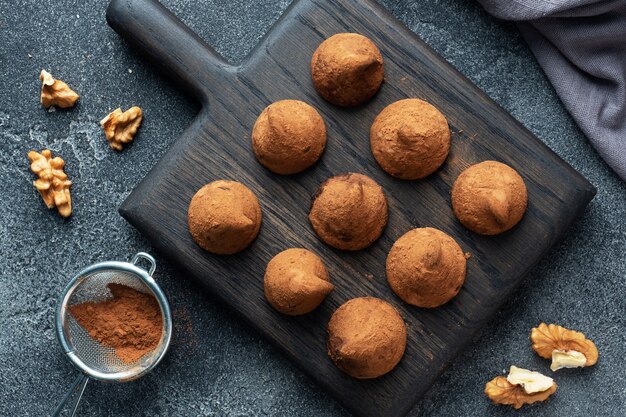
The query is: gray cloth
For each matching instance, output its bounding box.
[477,0,626,180]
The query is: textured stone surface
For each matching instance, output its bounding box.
[0,0,624,416]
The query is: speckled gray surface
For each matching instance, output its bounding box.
[0,0,624,416]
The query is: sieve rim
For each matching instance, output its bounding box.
[55,256,172,382]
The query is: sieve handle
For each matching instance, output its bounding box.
[51,373,89,417]
[131,252,157,276]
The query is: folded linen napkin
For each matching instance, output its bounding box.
[477,0,626,180]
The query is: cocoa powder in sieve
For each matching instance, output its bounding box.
[69,283,163,364]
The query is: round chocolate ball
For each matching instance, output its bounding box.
[451,161,527,235]
[311,33,384,107]
[327,297,406,379]
[309,173,388,250]
[386,227,466,308]
[264,248,334,315]
[370,98,450,180]
[252,100,326,175]
[188,180,262,255]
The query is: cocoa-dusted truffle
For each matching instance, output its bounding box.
[309,173,388,250]
[452,161,527,235]
[311,33,384,107]
[188,180,262,255]
[327,297,406,379]
[252,100,327,175]
[264,248,334,315]
[370,99,450,180]
[386,227,466,308]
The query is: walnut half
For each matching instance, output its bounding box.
[28,150,72,217]
[100,106,143,151]
[530,323,598,371]
[39,70,80,109]
[485,366,557,409]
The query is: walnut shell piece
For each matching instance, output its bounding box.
[188,180,262,255]
[309,173,388,251]
[530,323,598,368]
[27,149,72,217]
[327,297,406,379]
[370,99,450,180]
[251,100,327,175]
[451,161,528,235]
[39,70,80,109]
[386,227,466,308]
[264,248,334,315]
[485,375,557,410]
[311,33,384,107]
[100,106,143,151]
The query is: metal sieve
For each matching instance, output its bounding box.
[52,252,172,417]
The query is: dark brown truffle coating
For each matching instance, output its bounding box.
[451,161,528,235]
[308,173,388,251]
[311,33,384,107]
[188,180,262,255]
[327,297,406,379]
[252,100,327,175]
[370,98,450,180]
[264,248,334,315]
[386,227,466,308]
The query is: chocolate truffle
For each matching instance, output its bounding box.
[386,227,466,308]
[327,297,406,379]
[311,33,384,107]
[370,99,450,180]
[188,180,262,255]
[451,161,527,235]
[264,248,334,315]
[252,100,327,175]
[309,173,388,250]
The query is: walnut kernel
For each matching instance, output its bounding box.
[39,70,80,109]
[485,375,556,410]
[530,323,598,370]
[506,366,554,394]
[100,106,143,151]
[551,350,587,371]
[28,150,72,217]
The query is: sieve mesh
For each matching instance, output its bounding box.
[63,269,167,375]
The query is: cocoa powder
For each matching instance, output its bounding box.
[69,283,163,364]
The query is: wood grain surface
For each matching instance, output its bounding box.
[106,0,596,415]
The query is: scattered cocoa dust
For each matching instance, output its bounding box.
[172,307,198,354]
[69,283,163,364]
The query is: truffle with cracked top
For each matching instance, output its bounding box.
[308,173,388,250]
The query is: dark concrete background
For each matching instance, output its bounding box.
[1,0,624,416]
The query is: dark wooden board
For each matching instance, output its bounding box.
[106,0,596,415]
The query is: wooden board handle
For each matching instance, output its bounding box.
[106,0,229,103]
